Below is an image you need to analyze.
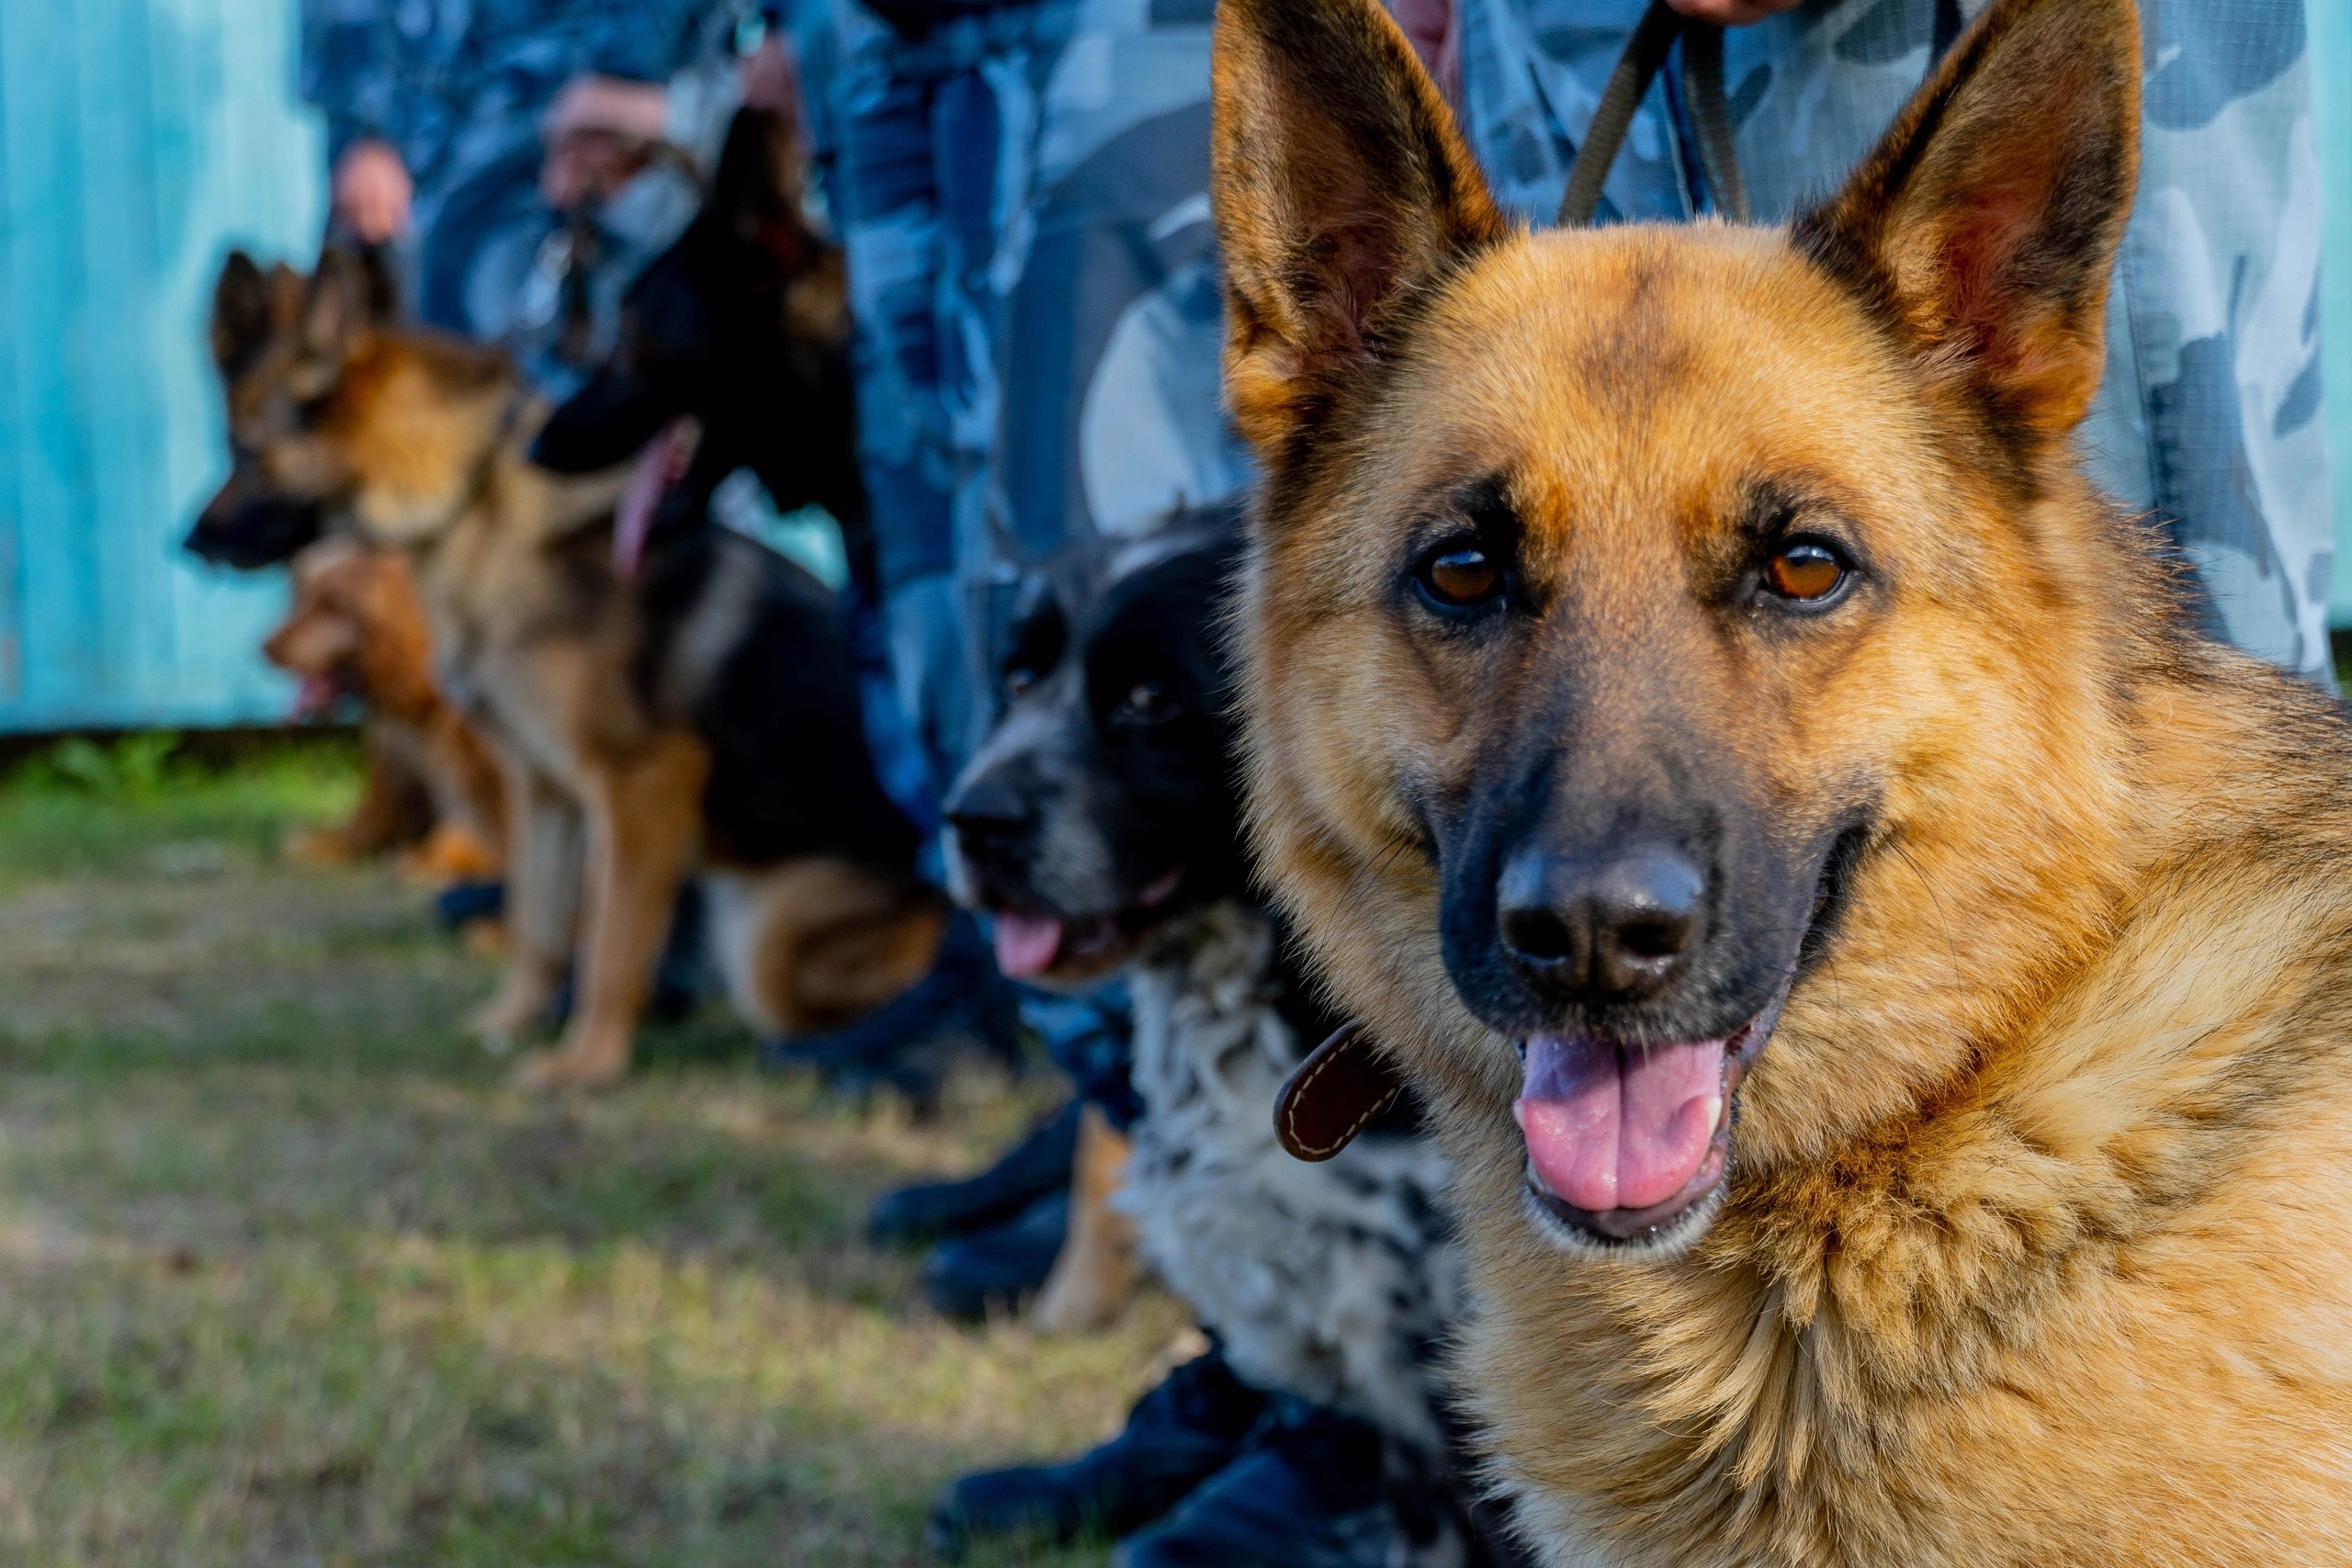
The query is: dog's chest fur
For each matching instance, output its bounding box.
[1123,899,1464,1453]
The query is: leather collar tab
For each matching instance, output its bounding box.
[1275,1020,1405,1162]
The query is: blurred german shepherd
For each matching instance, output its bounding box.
[201,109,942,1089]
[265,536,506,886]
[1213,0,2352,1562]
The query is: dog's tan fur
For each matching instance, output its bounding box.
[208,253,940,1089]
[1028,1101,1141,1335]
[1211,0,2352,1562]
[266,536,507,884]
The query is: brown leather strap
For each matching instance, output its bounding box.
[1275,1020,1405,1163]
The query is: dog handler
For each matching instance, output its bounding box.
[1420,0,2334,684]
[300,0,766,396]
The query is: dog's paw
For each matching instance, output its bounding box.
[396,825,503,887]
[511,1046,628,1092]
[469,995,538,1056]
[281,827,356,867]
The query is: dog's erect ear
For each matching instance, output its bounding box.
[303,245,379,361]
[1793,0,2140,446]
[711,107,798,236]
[355,243,401,324]
[1210,0,1503,454]
[210,251,275,377]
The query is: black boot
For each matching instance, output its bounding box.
[931,1354,1270,1561]
[867,1098,1082,1248]
[919,1186,1070,1320]
[1113,1399,1393,1568]
[931,1348,1268,1558]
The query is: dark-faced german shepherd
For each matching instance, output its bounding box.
[1213,0,2352,1562]
[201,111,941,1089]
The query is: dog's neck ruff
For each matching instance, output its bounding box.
[1122,899,1462,1461]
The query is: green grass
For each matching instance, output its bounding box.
[0,738,1179,1566]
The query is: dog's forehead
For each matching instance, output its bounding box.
[1377,225,1921,524]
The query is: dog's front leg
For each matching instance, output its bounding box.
[514,731,708,1090]
[471,760,582,1054]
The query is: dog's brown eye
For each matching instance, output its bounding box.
[1420,546,1499,608]
[1115,681,1179,724]
[1763,542,1848,603]
[1004,667,1039,699]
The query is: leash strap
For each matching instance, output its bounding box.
[1555,0,1747,228]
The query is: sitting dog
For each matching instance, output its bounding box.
[264,536,505,885]
[199,122,941,1087]
[945,516,1491,1562]
[1210,0,2352,1562]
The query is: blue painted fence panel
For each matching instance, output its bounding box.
[0,0,320,733]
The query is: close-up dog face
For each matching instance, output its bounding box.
[189,246,517,565]
[1215,0,2144,1257]
[944,521,1247,987]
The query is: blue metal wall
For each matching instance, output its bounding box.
[0,0,320,732]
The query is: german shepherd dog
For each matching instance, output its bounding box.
[945,517,1492,1562]
[1212,0,2352,1562]
[202,113,941,1089]
[264,536,507,885]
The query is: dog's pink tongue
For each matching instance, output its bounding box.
[291,674,338,721]
[1515,1034,1725,1212]
[992,913,1063,979]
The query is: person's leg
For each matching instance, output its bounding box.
[826,3,967,788]
[2100,1,2333,684]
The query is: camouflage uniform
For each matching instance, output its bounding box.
[806,0,1250,794]
[300,0,753,392]
[1455,0,2333,681]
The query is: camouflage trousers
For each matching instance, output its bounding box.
[1456,0,2334,681]
[810,0,1248,794]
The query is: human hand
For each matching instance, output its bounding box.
[541,74,671,209]
[332,139,413,243]
[542,73,671,144]
[1666,0,1803,22]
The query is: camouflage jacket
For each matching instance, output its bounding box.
[1457,0,2333,680]
[299,0,741,191]
[300,0,756,382]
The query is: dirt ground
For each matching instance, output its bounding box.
[0,737,1182,1566]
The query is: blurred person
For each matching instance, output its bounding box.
[301,0,773,394]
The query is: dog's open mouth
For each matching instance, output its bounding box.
[1516,1022,1761,1245]
[1514,823,1866,1252]
[988,870,1184,984]
[290,668,358,722]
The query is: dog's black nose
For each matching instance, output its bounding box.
[1496,842,1704,1001]
[944,775,1035,854]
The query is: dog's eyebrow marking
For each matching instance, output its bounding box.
[1733,477,1865,550]
[1408,476,1517,545]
